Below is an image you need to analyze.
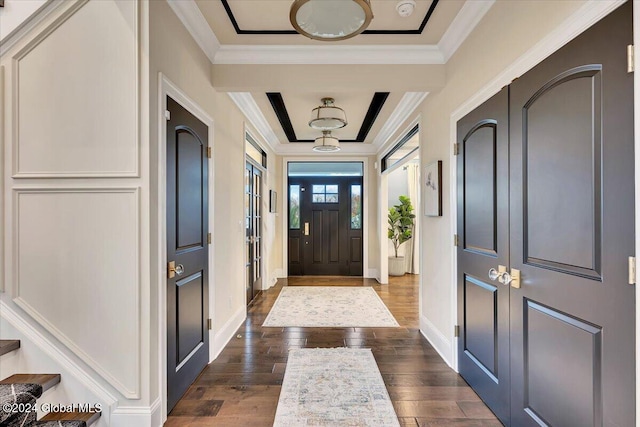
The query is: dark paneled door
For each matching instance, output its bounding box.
[245,162,263,305]
[456,87,511,425]
[166,97,209,412]
[509,3,634,426]
[288,177,363,276]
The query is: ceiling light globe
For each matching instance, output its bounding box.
[290,0,374,42]
[309,98,348,130]
[313,131,341,152]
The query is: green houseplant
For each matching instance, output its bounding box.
[388,195,415,276]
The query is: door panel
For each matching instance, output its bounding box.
[288,176,363,276]
[245,162,263,305]
[457,87,510,426]
[509,3,634,425]
[166,96,209,412]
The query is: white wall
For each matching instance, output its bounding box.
[1,0,150,410]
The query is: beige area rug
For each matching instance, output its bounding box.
[262,286,400,328]
[274,348,400,427]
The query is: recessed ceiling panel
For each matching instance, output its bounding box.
[195,0,465,45]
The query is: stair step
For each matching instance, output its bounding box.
[40,410,101,425]
[36,421,87,427]
[0,374,61,394]
[0,339,20,356]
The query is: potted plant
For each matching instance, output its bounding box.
[388,195,415,276]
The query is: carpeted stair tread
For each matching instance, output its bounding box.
[0,340,20,356]
[40,410,100,425]
[0,383,42,427]
[35,421,87,427]
[0,374,61,393]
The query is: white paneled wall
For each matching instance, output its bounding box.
[1,0,150,417]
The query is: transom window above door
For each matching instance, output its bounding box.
[312,185,338,203]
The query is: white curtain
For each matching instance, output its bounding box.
[405,163,420,274]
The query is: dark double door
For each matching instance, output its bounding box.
[288,177,363,276]
[457,3,634,426]
[166,97,210,412]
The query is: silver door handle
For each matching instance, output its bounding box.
[499,271,512,285]
[488,265,508,284]
[488,268,501,281]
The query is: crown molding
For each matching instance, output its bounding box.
[372,92,428,151]
[166,0,220,64]
[214,45,445,65]
[438,0,495,62]
[227,92,281,152]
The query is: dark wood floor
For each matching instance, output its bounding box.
[165,275,502,426]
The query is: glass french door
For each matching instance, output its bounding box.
[245,161,263,305]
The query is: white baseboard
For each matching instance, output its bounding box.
[111,398,161,427]
[420,314,454,368]
[211,306,246,361]
[366,269,378,279]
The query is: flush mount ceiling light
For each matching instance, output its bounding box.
[313,131,341,152]
[309,98,348,130]
[290,0,374,41]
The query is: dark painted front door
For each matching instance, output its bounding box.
[457,3,634,425]
[245,161,263,305]
[456,87,511,425]
[288,177,363,276]
[166,96,210,412]
[509,3,634,425]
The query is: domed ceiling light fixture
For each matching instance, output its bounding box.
[313,131,341,152]
[309,97,348,130]
[290,0,374,42]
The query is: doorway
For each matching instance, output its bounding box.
[287,162,364,276]
[245,134,266,305]
[456,3,634,425]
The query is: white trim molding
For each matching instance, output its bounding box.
[0,299,119,408]
[166,0,220,64]
[110,398,161,427]
[228,92,280,151]
[215,45,444,65]
[212,306,246,361]
[420,314,453,368]
[438,0,495,62]
[372,92,428,151]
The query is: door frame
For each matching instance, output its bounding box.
[282,157,371,278]
[379,117,421,285]
[157,73,215,421]
[244,152,266,304]
[446,0,636,390]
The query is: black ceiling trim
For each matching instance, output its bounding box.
[220,0,440,36]
[266,92,390,143]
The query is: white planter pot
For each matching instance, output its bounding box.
[388,256,406,276]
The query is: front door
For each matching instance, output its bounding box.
[245,161,263,305]
[288,177,363,276]
[509,3,634,425]
[456,87,510,425]
[457,3,634,425]
[166,97,210,412]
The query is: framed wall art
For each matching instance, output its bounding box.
[424,160,442,216]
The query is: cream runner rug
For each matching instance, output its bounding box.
[262,286,399,328]
[274,348,400,427]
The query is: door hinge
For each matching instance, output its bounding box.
[453,143,460,156]
[628,45,635,73]
[629,256,636,285]
[454,325,460,338]
[165,110,171,120]
[206,146,212,158]
[207,233,211,245]
[454,234,459,247]
[207,318,212,330]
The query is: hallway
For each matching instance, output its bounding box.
[165,276,501,426]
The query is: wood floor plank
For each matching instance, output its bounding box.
[166,275,502,426]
